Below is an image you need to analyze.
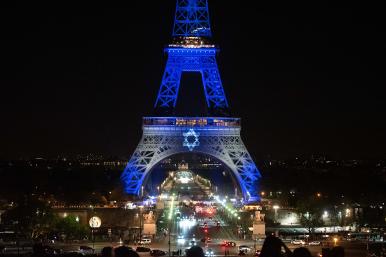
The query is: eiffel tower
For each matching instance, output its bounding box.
[121,0,261,203]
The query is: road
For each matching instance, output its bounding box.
[3,239,367,257]
[154,173,368,257]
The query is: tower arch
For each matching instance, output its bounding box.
[121,117,261,202]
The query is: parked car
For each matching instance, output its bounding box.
[309,241,321,246]
[136,247,151,252]
[79,245,94,255]
[205,248,214,257]
[291,240,306,245]
[139,238,152,245]
[150,249,167,256]
[238,245,252,253]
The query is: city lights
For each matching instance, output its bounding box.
[179,218,196,229]
[214,196,240,219]
[177,235,186,245]
[168,195,175,220]
[0,1,382,257]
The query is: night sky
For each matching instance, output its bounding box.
[1,3,385,160]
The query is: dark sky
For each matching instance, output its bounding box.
[0,3,385,160]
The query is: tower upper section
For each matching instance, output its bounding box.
[172,0,212,38]
[153,0,229,116]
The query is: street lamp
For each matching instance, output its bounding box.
[273,205,280,223]
[89,216,101,252]
[138,206,144,242]
[333,237,338,246]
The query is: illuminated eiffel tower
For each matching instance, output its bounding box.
[121,0,261,203]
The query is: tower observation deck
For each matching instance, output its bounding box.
[121,0,261,203]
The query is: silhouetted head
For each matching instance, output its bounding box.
[293,247,312,257]
[260,235,284,257]
[101,246,114,257]
[331,246,344,257]
[32,243,45,256]
[67,253,83,257]
[186,246,205,257]
[114,246,139,257]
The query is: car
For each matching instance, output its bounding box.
[201,237,212,243]
[291,240,306,245]
[189,240,197,246]
[205,248,214,256]
[238,245,252,253]
[177,235,186,245]
[308,241,321,246]
[79,245,94,255]
[150,249,167,256]
[136,247,151,252]
[221,241,236,247]
[139,238,152,245]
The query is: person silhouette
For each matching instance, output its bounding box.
[260,235,292,257]
[101,246,114,257]
[330,246,344,257]
[186,246,205,257]
[292,247,311,257]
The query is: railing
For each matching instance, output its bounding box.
[143,117,241,127]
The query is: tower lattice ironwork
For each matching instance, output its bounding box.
[121,0,261,203]
[173,0,212,38]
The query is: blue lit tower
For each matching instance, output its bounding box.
[121,0,261,203]
[155,0,228,116]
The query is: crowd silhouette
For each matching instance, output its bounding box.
[6,235,345,257]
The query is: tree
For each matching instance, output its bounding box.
[2,196,56,239]
[296,196,325,238]
[54,215,89,240]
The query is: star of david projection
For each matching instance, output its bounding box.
[183,129,200,151]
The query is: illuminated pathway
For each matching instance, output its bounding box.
[157,169,247,256]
